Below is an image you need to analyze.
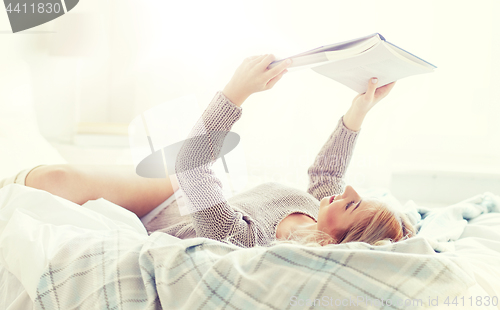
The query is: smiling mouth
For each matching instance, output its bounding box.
[329,195,336,204]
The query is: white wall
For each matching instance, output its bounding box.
[1,0,499,203]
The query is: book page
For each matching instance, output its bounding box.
[386,41,437,69]
[269,53,330,71]
[323,35,380,61]
[291,33,380,57]
[311,41,434,93]
[268,33,381,70]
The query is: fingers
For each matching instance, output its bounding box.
[246,55,260,62]
[249,54,267,65]
[374,81,396,99]
[258,54,276,68]
[383,81,396,91]
[377,81,396,90]
[266,58,292,78]
[241,54,291,93]
[363,77,378,102]
[265,69,288,90]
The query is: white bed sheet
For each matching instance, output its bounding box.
[0,185,148,310]
[445,213,500,307]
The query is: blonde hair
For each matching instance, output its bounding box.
[274,199,415,247]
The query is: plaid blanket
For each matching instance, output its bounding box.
[35,231,474,310]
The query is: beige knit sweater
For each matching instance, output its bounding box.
[147,91,360,248]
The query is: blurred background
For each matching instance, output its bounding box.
[0,0,499,207]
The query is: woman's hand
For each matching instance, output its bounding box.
[351,78,396,115]
[222,54,292,107]
[343,78,396,131]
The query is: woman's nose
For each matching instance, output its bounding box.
[344,185,359,198]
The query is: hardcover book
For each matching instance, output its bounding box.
[269,33,436,93]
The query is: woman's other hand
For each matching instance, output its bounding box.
[342,78,396,131]
[222,54,292,107]
[351,78,396,115]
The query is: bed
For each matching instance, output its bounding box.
[0,183,499,310]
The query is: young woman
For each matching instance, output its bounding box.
[0,54,414,248]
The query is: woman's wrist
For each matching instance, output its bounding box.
[222,84,249,107]
[342,106,367,132]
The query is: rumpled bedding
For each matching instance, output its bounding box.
[0,184,499,309]
[412,192,500,252]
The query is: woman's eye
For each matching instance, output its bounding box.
[345,200,355,210]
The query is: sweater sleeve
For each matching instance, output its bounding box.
[175,91,263,247]
[306,116,361,201]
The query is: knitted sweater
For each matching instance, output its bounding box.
[163,91,361,248]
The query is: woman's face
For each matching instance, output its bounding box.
[317,185,372,241]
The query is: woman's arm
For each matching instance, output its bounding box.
[307,78,396,200]
[175,55,291,245]
[222,54,291,106]
[306,117,360,200]
[343,78,396,131]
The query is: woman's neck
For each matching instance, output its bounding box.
[277,213,317,239]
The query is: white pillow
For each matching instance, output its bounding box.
[0,60,66,179]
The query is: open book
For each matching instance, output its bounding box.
[269,33,436,93]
